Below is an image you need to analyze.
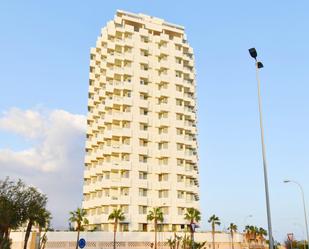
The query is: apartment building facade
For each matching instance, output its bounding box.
[82,10,200,232]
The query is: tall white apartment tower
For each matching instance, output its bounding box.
[82,10,200,232]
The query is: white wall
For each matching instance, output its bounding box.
[10,231,250,249]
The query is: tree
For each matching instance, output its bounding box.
[23,187,50,249]
[69,208,89,249]
[208,215,221,249]
[0,178,52,249]
[108,208,125,249]
[0,177,28,242]
[184,208,201,248]
[36,209,52,249]
[257,227,267,243]
[147,207,164,249]
[167,233,182,249]
[228,223,238,249]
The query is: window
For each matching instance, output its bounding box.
[121,223,129,232]
[158,173,169,182]
[177,143,184,151]
[103,188,110,197]
[122,121,130,128]
[140,63,149,71]
[102,206,109,214]
[139,139,148,147]
[175,44,182,51]
[140,123,148,131]
[158,112,168,119]
[140,92,148,100]
[177,191,185,199]
[140,108,148,116]
[158,127,168,134]
[160,207,169,215]
[139,205,148,214]
[121,188,129,196]
[121,170,129,178]
[139,188,148,197]
[139,171,147,180]
[176,99,183,106]
[158,190,169,198]
[158,157,168,165]
[104,172,110,179]
[121,154,130,161]
[141,36,149,43]
[139,155,148,163]
[178,207,185,215]
[158,142,168,150]
[122,137,130,145]
[123,106,131,113]
[175,71,182,78]
[176,113,183,120]
[139,223,148,232]
[158,82,168,90]
[176,128,184,135]
[158,96,168,104]
[175,57,182,64]
[141,49,149,57]
[177,175,184,182]
[140,78,148,85]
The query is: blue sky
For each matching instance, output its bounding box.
[1,0,309,242]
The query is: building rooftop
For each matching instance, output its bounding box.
[116,9,185,31]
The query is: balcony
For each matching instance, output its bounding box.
[139,99,149,108]
[158,119,170,127]
[158,74,170,82]
[159,46,169,54]
[83,169,91,179]
[85,140,93,149]
[124,52,133,61]
[139,131,148,139]
[157,149,170,158]
[158,133,169,141]
[103,161,131,171]
[138,146,148,155]
[113,112,132,121]
[139,70,149,79]
[138,83,149,93]
[137,196,149,206]
[105,83,114,93]
[138,115,148,123]
[88,98,95,107]
[110,196,130,205]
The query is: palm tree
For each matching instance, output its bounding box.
[184,208,201,248]
[23,187,49,249]
[36,209,52,249]
[208,215,221,249]
[69,208,89,249]
[108,208,125,249]
[244,225,261,249]
[257,227,267,244]
[147,207,164,249]
[228,223,238,249]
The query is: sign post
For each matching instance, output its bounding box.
[78,238,86,249]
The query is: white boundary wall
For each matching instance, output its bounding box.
[9,231,256,249]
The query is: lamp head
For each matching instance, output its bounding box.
[257,61,264,69]
[283,180,291,183]
[249,48,257,59]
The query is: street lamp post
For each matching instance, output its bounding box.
[284,180,309,248]
[248,48,274,249]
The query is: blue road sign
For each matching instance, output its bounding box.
[78,238,86,248]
